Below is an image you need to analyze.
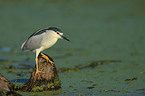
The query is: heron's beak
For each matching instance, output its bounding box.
[61,35,70,41]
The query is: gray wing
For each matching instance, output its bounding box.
[21,32,46,52]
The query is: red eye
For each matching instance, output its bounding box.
[56,32,59,34]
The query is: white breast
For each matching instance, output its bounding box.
[40,31,58,51]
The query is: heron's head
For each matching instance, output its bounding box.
[48,27,70,41]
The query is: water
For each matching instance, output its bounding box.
[0,0,145,95]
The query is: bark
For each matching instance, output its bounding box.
[21,53,61,92]
[0,74,21,96]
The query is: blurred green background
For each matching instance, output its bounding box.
[0,0,145,96]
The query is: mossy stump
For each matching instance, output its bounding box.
[21,53,61,92]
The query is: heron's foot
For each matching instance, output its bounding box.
[40,53,54,66]
[36,70,45,74]
[35,69,45,79]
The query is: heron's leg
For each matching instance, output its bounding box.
[35,57,45,74]
[35,57,39,73]
[40,53,54,65]
[35,57,45,79]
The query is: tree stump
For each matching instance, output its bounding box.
[21,53,61,92]
[0,74,21,96]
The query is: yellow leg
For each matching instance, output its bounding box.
[40,53,54,65]
[35,57,45,77]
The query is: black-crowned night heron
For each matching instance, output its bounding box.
[21,27,69,76]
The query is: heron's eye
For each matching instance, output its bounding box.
[56,32,59,34]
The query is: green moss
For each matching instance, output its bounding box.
[53,75,61,86]
[32,78,61,92]
[32,85,45,91]
[46,83,54,88]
